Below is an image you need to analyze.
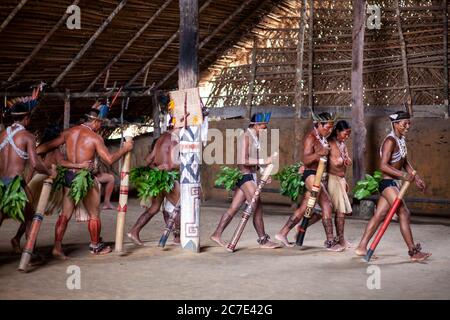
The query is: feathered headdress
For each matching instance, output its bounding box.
[5,83,45,116]
[250,112,272,124]
[389,111,410,122]
[312,111,337,124]
[85,101,110,122]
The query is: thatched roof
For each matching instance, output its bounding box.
[0,0,283,129]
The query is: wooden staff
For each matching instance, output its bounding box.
[364,171,416,262]
[18,177,53,272]
[158,203,180,248]
[296,157,328,246]
[114,136,132,253]
[226,153,278,253]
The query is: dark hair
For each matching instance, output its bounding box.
[40,123,61,144]
[10,103,31,122]
[330,120,351,139]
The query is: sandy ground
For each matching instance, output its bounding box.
[0,198,449,300]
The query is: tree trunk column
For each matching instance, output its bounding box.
[351,0,367,189]
[179,0,201,252]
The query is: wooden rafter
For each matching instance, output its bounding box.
[83,0,174,94]
[124,0,214,88]
[51,0,128,88]
[0,0,28,34]
[156,0,257,88]
[6,0,80,83]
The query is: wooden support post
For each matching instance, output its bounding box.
[246,37,258,120]
[294,0,307,162]
[52,0,127,88]
[143,67,150,87]
[152,92,161,139]
[179,0,200,253]
[351,0,367,188]
[64,89,70,129]
[0,0,28,33]
[308,0,314,114]
[444,0,449,115]
[395,0,413,116]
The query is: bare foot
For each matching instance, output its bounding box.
[11,238,21,254]
[260,240,282,249]
[326,243,345,252]
[339,240,352,249]
[126,232,144,246]
[52,248,68,260]
[173,236,181,245]
[410,251,432,262]
[354,247,367,256]
[210,235,228,248]
[275,233,294,247]
[102,203,115,210]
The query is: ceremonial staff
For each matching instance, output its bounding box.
[114,136,132,253]
[226,153,278,253]
[158,202,180,248]
[364,171,416,262]
[18,176,53,272]
[296,157,327,246]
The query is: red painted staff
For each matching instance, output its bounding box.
[296,157,327,246]
[226,153,277,253]
[364,171,416,262]
[18,177,53,272]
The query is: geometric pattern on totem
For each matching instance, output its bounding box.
[180,126,200,142]
[180,126,201,184]
[180,153,201,183]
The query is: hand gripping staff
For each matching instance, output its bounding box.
[296,157,328,246]
[226,153,278,253]
[364,171,416,262]
[18,177,53,272]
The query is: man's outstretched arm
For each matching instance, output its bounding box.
[95,137,133,166]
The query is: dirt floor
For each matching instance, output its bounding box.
[0,198,449,300]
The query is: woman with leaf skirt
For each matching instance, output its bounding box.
[0,86,55,252]
[354,111,431,261]
[327,120,352,250]
[127,123,181,246]
[210,113,281,250]
[37,101,134,257]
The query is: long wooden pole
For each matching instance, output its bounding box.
[394,0,413,116]
[0,0,28,33]
[115,137,132,253]
[246,37,258,120]
[52,0,128,88]
[18,177,53,272]
[7,0,80,83]
[443,0,449,114]
[179,0,200,253]
[83,0,174,93]
[64,89,70,129]
[351,0,367,188]
[294,0,307,162]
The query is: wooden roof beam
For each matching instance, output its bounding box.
[0,0,28,33]
[51,0,128,88]
[83,0,175,94]
[124,0,214,88]
[156,0,261,88]
[6,0,80,83]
